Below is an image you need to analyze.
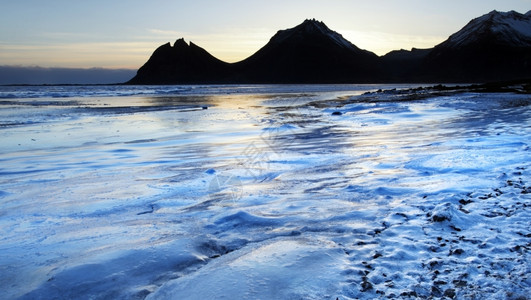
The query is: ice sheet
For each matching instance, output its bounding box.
[0,85,529,299]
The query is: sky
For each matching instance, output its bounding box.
[1,0,530,70]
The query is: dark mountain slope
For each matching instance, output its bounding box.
[128,39,232,84]
[419,10,531,82]
[381,48,431,82]
[234,19,382,83]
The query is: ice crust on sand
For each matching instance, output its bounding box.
[0,85,529,299]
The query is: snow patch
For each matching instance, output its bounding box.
[147,239,345,300]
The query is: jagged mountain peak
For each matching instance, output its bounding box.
[172,38,203,49]
[299,18,330,32]
[443,10,531,48]
[269,19,360,51]
[174,38,190,48]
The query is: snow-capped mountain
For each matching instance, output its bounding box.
[419,10,531,82]
[443,10,531,48]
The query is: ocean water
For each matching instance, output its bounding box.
[0,85,529,299]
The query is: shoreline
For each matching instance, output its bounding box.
[1,78,529,91]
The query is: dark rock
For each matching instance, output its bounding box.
[431,285,443,297]
[444,288,456,299]
[400,291,418,297]
[432,214,449,222]
[361,280,373,292]
[449,248,464,256]
[331,111,343,116]
[428,260,441,268]
[459,199,473,205]
[452,279,468,287]
[450,225,462,232]
[429,245,439,252]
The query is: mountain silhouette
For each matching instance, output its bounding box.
[418,10,531,82]
[128,38,231,84]
[233,19,381,83]
[128,11,531,84]
[381,48,431,82]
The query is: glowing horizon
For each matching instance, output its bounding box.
[1,0,529,69]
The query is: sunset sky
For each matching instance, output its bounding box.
[1,0,530,69]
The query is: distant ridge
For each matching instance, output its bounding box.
[128,10,531,84]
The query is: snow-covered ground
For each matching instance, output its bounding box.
[0,85,529,299]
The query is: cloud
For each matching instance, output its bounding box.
[0,65,136,84]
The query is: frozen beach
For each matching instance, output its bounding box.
[0,84,529,299]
